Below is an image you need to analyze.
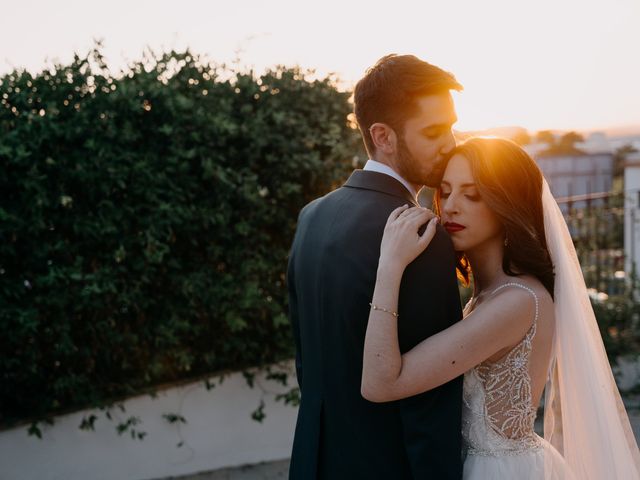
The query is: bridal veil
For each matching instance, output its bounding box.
[542,179,640,479]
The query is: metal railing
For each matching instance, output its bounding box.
[557,190,626,296]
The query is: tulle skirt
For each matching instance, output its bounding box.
[463,439,576,480]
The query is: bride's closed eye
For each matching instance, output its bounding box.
[439,191,481,202]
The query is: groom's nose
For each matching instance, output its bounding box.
[440,130,456,155]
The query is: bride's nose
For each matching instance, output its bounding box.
[442,193,460,216]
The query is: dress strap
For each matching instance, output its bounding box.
[490,282,540,326]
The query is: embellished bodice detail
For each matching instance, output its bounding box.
[462,283,544,457]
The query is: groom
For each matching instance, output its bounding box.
[287,54,464,479]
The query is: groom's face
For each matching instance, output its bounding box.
[395,93,457,188]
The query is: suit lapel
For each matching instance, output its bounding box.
[343,170,420,207]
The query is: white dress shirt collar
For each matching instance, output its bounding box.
[362,159,419,200]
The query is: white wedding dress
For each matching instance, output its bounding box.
[461,283,575,480]
[458,180,640,479]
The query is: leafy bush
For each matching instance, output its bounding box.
[592,294,640,360]
[0,45,362,429]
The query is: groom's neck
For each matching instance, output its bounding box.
[369,156,421,196]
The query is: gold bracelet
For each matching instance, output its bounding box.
[369,302,399,318]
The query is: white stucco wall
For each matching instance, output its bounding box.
[624,160,640,278]
[0,362,298,480]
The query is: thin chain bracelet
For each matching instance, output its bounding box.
[369,303,399,318]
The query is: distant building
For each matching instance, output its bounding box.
[519,130,640,293]
[577,132,613,154]
[532,153,614,213]
[624,152,640,278]
[532,152,620,295]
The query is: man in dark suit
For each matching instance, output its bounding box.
[287,54,464,479]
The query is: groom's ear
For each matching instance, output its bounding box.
[369,123,396,155]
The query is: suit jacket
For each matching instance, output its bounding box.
[287,170,464,479]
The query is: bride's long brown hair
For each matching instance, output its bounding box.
[433,137,555,297]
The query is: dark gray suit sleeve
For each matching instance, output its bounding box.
[396,225,464,479]
[287,248,303,390]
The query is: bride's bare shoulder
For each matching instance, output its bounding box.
[503,275,555,326]
[479,275,555,330]
[514,275,552,303]
[480,276,554,360]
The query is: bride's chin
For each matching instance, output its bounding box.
[451,239,465,251]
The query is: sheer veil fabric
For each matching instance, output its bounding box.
[541,179,640,479]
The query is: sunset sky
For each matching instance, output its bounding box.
[3,0,639,133]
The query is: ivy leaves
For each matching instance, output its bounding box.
[0,45,363,432]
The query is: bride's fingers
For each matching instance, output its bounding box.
[397,206,426,220]
[411,208,435,219]
[403,208,435,225]
[417,216,439,248]
[398,206,419,218]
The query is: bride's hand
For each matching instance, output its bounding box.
[379,205,439,271]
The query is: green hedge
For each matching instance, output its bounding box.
[592,294,640,362]
[0,46,363,430]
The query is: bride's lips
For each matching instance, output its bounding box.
[444,222,466,233]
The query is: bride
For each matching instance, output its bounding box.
[361,137,640,479]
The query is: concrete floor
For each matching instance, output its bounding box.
[159,460,289,480]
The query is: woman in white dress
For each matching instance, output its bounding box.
[361,137,640,479]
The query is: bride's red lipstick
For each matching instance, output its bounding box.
[444,222,466,233]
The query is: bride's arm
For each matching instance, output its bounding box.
[361,207,537,403]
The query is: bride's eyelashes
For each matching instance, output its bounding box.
[439,191,481,202]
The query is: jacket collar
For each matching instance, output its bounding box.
[343,170,420,207]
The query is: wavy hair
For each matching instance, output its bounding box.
[433,137,555,297]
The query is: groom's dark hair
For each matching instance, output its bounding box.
[354,54,462,157]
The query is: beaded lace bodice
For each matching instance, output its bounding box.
[462,283,544,456]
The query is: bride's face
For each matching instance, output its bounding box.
[439,154,503,252]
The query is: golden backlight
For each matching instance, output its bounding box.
[2,0,639,132]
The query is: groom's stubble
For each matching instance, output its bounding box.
[395,133,449,189]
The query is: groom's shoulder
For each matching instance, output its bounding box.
[298,193,326,219]
[298,183,350,217]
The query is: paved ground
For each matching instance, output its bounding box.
[161,402,640,480]
[161,460,289,480]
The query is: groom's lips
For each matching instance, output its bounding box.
[444,222,466,233]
